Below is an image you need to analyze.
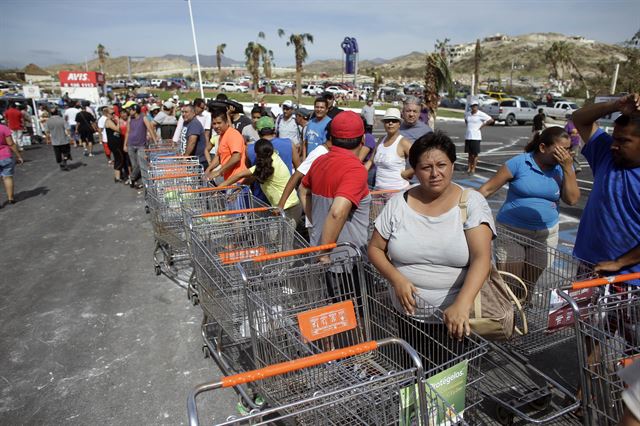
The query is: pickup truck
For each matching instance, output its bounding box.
[542,101,579,120]
[482,99,538,126]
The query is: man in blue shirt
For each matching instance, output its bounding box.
[572,93,640,280]
[303,97,331,159]
[180,104,207,169]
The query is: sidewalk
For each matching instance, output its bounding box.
[0,144,232,424]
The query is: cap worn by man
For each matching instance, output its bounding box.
[330,111,364,138]
[296,108,312,120]
[149,104,160,112]
[122,100,137,109]
[163,101,174,109]
[282,100,294,108]
[256,116,275,133]
[470,101,479,107]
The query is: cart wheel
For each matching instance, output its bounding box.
[496,406,515,425]
[155,265,162,276]
[529,394,552,411]
[145,205,150,214]
[202,345,211,359]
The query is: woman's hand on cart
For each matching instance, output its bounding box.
[392,278,417,315]
[443,302,471,341]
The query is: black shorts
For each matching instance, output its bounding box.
[464,139,481,155]
[78,129,94,143]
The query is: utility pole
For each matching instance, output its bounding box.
[610,63,620,95]
[186,0,204,98]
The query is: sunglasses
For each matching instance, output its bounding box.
[383,119,400,124]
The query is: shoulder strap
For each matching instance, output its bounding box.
[458,188,472,224]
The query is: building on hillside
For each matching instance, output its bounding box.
[631,29,640,48]
[17,64,53,83]
[569,36,595,45]
[483,33,509,42]
[447,44,474,61]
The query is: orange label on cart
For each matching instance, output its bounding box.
[619,354,640,369]
[297,300,357,342]
[219,246,268,264]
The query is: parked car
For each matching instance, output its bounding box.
[258,85,285,95]
[542,101,579,120]
[484,91,514,102]
[439,97,466,110]
[324,85,348,96]
[301,84,323,96]
[219,82,248,93]
[201,81,219,89]
[151,79,166,88]
[483,99,538,125]
[111,80,127,89]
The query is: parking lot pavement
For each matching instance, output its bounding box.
[0,144,234,425]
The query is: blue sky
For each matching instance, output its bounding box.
[1,0,639,69]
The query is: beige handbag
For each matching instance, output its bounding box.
[458,189,527,341]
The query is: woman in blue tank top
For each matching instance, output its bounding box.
[479,127,580,286]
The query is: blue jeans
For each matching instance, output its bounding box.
[0,157,15,177]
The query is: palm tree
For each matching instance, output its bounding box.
[424,52,452,124]
[245,40,267,99]
[434,38,451,58]
[371,70,383,101]
[94,44,109,74]
[216,43,226,77]
[278,29,314,104]
[546,41,590,97]
[473,39,481,94]
[263,49,275,79]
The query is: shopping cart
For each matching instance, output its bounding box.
[364,262,581,424]
[147,171,206,283]
[188,207,307,408]
[560,273,640,425]
[179,185,267,305]
[187,338,467,426]
[368,189,400,237]
[493,224,597,356]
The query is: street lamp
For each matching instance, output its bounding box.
[186,0,205,98]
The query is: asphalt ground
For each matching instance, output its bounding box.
[0,124,587,425]
[0,143,234,425]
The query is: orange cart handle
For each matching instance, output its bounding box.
[150,172,202,181]
[184,185,241,193]
[196,206,272,218]
[571,272,640,290]
[220,341,378,388]
[250,243,337,263]
[370,189,401,196]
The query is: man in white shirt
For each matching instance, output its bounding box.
[97,107,111,164]
[63,101,80,147]
[275,100,300,146]
[360,99,375,134]
[464,101,494,174]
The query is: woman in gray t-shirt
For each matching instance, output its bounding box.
[368,131,495,340]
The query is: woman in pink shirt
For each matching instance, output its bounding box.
[0,118,25,205]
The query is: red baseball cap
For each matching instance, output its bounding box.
[330,111,364,139]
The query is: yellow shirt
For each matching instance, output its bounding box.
[250,153,300,210]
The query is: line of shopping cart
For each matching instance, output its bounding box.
[137,169,640,425]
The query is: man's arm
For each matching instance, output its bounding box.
[210,152,240,179]
[278,170,304,209]
[6,135,23,164]
[594,244,640,274]
[123,118,130,152]
[143,117,158,143]
[184,134,198,156]
[319,196,353,245]
[573,94,640,144]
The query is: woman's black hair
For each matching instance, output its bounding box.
[524,126,569,153]
[253,139,275,184]
[251,105,265,116]
[408,130,456,168]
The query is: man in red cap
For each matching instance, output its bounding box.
[302,111,370,254]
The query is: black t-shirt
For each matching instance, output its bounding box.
[532,113,545,131]
[327,106,343,119]
[76,111,96,132]
[232,114,252,133]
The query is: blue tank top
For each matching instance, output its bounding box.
[128,115,147,146]
[271,138,294,174]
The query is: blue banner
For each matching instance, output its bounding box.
[341,37,358,74]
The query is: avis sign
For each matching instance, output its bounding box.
[58,71,105,88]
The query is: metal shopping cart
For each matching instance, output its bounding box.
[188,207,307,408]
[232,243,485,423]
[363,262,581,424]
[560,273,640,425]
[179,185,267,304]
[187,338,466,426]
[368,189,400,238]
[146,171,206,283]
[493,224,597,356]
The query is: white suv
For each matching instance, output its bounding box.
[219,82,248,93]
[302,84,323,96]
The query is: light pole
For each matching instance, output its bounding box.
[186,0,205,98]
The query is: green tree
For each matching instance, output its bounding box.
[424,52,452,124]
[278,29,314,104]
[245,33,268,99]
[370,69,383,101]
[215,43,226,77]
[94,43,109,74]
